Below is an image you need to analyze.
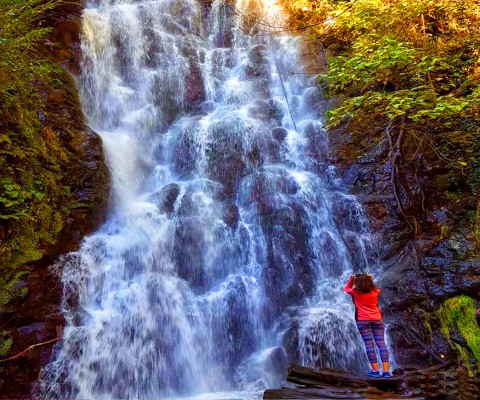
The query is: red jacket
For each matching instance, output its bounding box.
[343,277,383,321]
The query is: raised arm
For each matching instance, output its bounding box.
[343,275,355,294]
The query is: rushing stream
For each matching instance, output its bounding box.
[39,0,385,398]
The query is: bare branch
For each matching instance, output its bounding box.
[0,338,59,363]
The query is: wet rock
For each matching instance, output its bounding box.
[238,169,315,310]
[244,45,271,98]
[315,230,348,277]
[264,346,288,379]
[207,276,257,370]
[239,167,300,203]
[170,116,204,178]
[223,202,240,230]
[58,128,110,254]
[200,100,216,113]
[378,242,428,311]
[211,1,236,48]
[172,183,227,288]
[302,121,328,167]
[224,277,256,367]
[272,127,288,142]
[342,232,368,272]
[330,192,365,234]
[248,100,270,120]
[245,45,270,79]
[150,71,186,129]
[301,86,329,118]
[173,218,207,289]
[149,183,181,216]
[206,135,246,196]
[285,283,307,304]
[184,59,206,109]
[205,113,274,197]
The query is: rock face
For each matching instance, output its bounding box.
[0,1,110,398]
[328,122,480,373]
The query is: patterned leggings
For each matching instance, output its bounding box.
[356,320,389,363]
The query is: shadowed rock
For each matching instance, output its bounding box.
[272,127,288,142]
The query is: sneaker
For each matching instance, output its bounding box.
[367,370,381,378]
[382,372,392,378]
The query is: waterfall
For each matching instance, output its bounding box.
[38,0,383,398]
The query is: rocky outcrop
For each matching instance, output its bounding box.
[0,2,110,398]
[328,122,480,375]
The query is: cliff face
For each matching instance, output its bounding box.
[329,124,480,390]
[0,2,109,397]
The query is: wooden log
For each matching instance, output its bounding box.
[263,387,364,399]
[263,362,468,400]
[287,364,400,391]
[261,364,403,400]
[264,387,414,399]
[287,365,370,388]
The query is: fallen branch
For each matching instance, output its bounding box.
[0,337,59,363]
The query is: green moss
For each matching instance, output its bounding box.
[424,313,432,335]
[0,331,12,357]
[440,225,449,240]
[0,270,28,313]
[438,296,480,373]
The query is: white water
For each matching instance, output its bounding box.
[38,0,386,398]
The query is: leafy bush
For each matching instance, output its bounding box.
[279,0,480,234]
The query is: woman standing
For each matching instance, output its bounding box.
[343,274,391,378]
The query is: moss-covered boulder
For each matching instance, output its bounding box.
[438,296,480,374]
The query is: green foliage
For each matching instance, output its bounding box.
[281,0,480,238]
[320,0,479,169]
[438,296,480,373]
[0,331,13,357]
[0,177,43,220]
[0,270,28,313]
[0,0,76,322]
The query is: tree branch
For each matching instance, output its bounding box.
[0,338,59,363]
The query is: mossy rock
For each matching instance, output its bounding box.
[438,296,480,373]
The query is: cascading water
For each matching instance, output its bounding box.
[39,0,387,398]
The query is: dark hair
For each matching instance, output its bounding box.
[354,274,377,294]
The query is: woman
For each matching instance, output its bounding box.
[343,273,391,378]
